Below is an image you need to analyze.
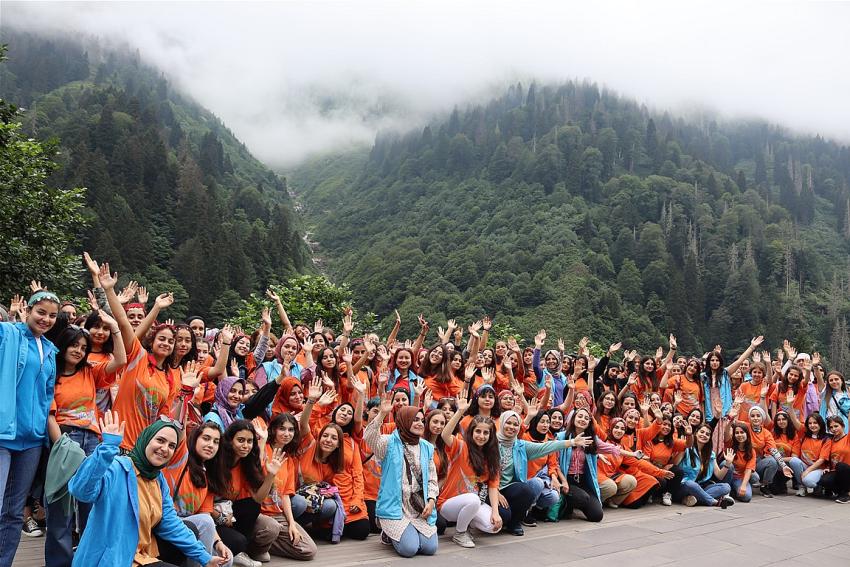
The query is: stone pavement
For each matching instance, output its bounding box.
[14,495,849,566]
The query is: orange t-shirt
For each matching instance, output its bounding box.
[113,338,179,450]
[522,431,559,478]
[666,376,702,415]
[773,432,799,458]
[770,382,808,421]
[594,414,613,442]
[736,381,773,421]
[437,437,499,508]
[423,375,463,401]
[732,449,756,479]
[799,436,830,467]
[746,424,777,457]
[297,434,336,485]
[332,437,367,523]
[52,361,117,433]
[221,462,256,501]
[827,434,850,467]
[261,444,297,516]
[619,421,662,453]
[644,438,687,468]
[162,441,213,516]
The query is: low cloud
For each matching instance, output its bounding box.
[4,1,850,167]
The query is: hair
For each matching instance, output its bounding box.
[469,387,501,418]
[226,334,252,371]
[564,407,597,453]
[83,311,115,354]
[778,365,805,396]
[804,413,828,440]
[424,410,449,479]
[390,347,415,374]
[654,415,675,447]
[268,412,300,455]
[703,351,725,388]
[686,407,704,425]
[44,310,71,343]
[187,422,223,489]
[826,415,846,436]
[419,344,452,383]
[824,370,848,394]
[464,415,500,479]
[749,361,768,381]
[619,391,639,413]
[314,347,343,390]
[594,390,619,421]
[732,423,754,461]
[208,420,264,496]
[692,423,715,480]
[527,411,550,441]
[638,355,659,392]
[171,323,198,367]
[331,402,356,435]
[142,323,178,367]
[573,355,589,383]
[54,325,92,378]
[436,397,457,413]
[315,423,345,473]
[772,410,797,442]
[684,358,703,386]
[547,408,565,433]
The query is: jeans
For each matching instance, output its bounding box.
[725,471,755,502]
[0,446,43,567]
[45,428,100,567]
[679,480,730,506]
[185,514,232,567]
[289,494,337,526]
[529,473,560,510]
[786,457,806,486]
[391,523,438,558]
[756,456,778,486]
[802,468,824,488]
[500,481,536,530]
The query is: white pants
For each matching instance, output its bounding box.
[439,493,500,533]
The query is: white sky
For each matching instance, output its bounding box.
[3,0,849,167]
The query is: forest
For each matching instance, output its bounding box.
[291,81,850,371]
[0,30,310,318]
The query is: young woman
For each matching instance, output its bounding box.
[460,384,500,432]
[207,420,307,562]
[726,424,756,502]
[421,345,461,403]
[254,335,307,388]
[771,410,803,494]
[771,365,809,422]
[594,391,619,441]
[69,412,230,566]
[660,359,702,416]
[387,348,422,404]
[204,377,245,431]
[605,418,675,508]
[798,413,831,493]
[643,414,688,506]
[329,391,371,542]
[0,290,59,565]
[45,312,127,567]
[438,393,502,548]
[735,405,794,497]
[532,330,567,407]
[818,370,850,430]
[677,423,735,508]
[253,413,317,559]
[364,398,438,558]
[163,422,257,567]
[171,324,199,370]
[423,410,449,487]
[522,410,564,520]
[735,361,773,421]
[83,309,120,413]
[701,337,763,424]
[820,416,850,503]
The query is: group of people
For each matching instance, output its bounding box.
[1,251,849,567]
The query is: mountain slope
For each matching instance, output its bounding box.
[292,80,850,370]
[0,29,310,319]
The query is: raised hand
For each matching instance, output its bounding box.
[724,448,735,463]
[394,309,401,326]
[446,319,457,332]
[507,336,520,352]
[181,360,201,389]
[220,325,234,345]
[265,447,286,476]
[342,312,354,335]
[750,336,764,349]
[669,334,677,350]
[752,351,762,364]
[301,337,314,354]
[155,293,174,310]
[413,380,426,400]
[341,348,353,365]
[578,336,589,355]
[526,397,541,419]
[137,286,148,305]
[117,281,139,305]
[98,263,118,291]
[254,418,268,445]
[378,391,393,414]
[464,361,477,382]
[468,320,482,338]
[82,251,100,277]
[481,367,495,385]
[30,280,46,293]
[572,432,591,448]
[99,410,125,438]
[351,377,367,398]
[86,289,99,312]
[456,389,470,414]
[812,352,821,366]
[97,310,120,334]
[261,306,272,330]
[482,316,492,331]
[418,313,429,333]
[655,346,664,359]
[422,388,433,410]
[608,342,622,356]
[534,329,546,348]
[165,319,175,327]
[558,338,566,352]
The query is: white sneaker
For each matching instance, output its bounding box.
[21,517,43,537]
[452,530,475,548]
[661,492,672,506]
[796,487,807,497]
[250,551,271,563]
[233,552,262,567]
[683,495,697,507]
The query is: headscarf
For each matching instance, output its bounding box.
[274,334,301,364]
[608,417,626,440]
[129,420,181,480]
[274,377,304,414]
[394,406,423,445]
[496,410,521,447]
[749,405,767,431]
[543,349,562,368]
[215,376,244,429]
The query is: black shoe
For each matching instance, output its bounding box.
[507,525,524,536]
[759,486,774,499]
[521,514,537,527]
[719,495,735,509]
[836,494,850,504]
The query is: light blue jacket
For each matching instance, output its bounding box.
[556,432,601,501]
[69,433,212,567]
[376,431,437,525]
[820,389,850,430]
[680,447,717,484]
[0,322,57,448]
[701,369,732,422]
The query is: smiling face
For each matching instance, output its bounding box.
[320,348,337,370]
[395,350,412,370]
[196,341,210,364]
[523,350,534,365]
[806,416,821,436]
[601,392,616,410]
[288,385,305,410]
[828,419,845,437]
[478,390,495,410]
[550,411,564,430]
[621,397,636,412]
[334,404,354,427]
[232,429,254,459]
[189,319,205,339]
[410,411,425,436]
[624,409,640,429]
[281,338,299,360]
[450,352,463,371]
[573,409,591,431]
[471,422,492,447]
[494,341,507,357]
[544,353,559,371]
[748,408,763,427]
[611,421,626,440]
[127,307,145,329]
[243,382,257,402]
[733,426,748,445]
[482,350,494,366]
[318,427,340,454]
[195,426,220,461]
[145,427,178,467]
[428,347,443,365]
[708,354,721,370]
[827,373,844,390]
[274,419,296,447]
[501,415,521,438]
[174,328,193,358]
[392,391,410,409]
[88,320,111,347]
[688,410,703,426]
[151,328,176,360]
[500,393,515,410]
[427,412,446,437]
[535,414,551,436]
[64,336,88,368]
[227,382,245,407]
[695,425,712,445]
[234,336,251,357]
[27,300,58,336]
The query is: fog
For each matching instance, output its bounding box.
[4,1,849,167]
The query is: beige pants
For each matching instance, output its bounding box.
[599,475,637,505]
[251,513,317,561]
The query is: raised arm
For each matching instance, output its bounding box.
[727,336,764,375]
[97,262,135,353]
[442,390,469,447]
[411,314,429,357]
[266,289,293,335]
[134,292,174,341]
[97,311,127,374]
[300,375,323,439]
[385,309,401,347]
[207,326,234,382]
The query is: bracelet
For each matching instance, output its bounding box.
[223,342,232,346]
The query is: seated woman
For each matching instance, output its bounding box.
[797,413,830,494]
[820,416,850,503]
[605,418,675,508]
[677,423,735,508]
[364,395,439,558]
[69,412,230,566]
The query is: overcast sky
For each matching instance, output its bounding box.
[4,1,850,167]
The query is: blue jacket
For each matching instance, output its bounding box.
[69,433,212,567]
[376,431,436,525]
[0,322,57,449]
[388,369,421,403]
[821,390,850,430]
[556,432,601,501]
[701,369,732,422]
[260,360,303,384]
[680,447,716,483]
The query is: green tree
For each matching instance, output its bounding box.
[617,259,643,305]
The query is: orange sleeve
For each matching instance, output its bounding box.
[199,491,214,514]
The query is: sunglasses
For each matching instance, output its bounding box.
[158,414,183,430]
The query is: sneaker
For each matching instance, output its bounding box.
[452,530,475,548]
[380,532,392,546]
[759,486,774,499]
[233,552,262,567]
[21,517,43,537]
[796,487,807,497]
[835,494,850,504]
[661,492,672,506]
[606,501,619,509]
[249,552,271,563]
[683,495,697,507]
[508,525,524,536]
[521,514,537,527]
[717,495,735,509]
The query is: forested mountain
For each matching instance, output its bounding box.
[0,30,310,318]
[292,81,850,371]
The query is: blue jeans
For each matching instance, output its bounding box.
[529,474,559,510]
[391,523,438,558]
[725,471,755,502]
[679,480,730,506]
[786,457,805,486]
[290,494,337,525]
[45,428,101,567]
[0,446,43,567]
[802,468,824,488]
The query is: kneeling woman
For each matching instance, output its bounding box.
[365,394,439,558]
[605,418,675,508]
[69,412,230,566]
[677,423,735,508]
